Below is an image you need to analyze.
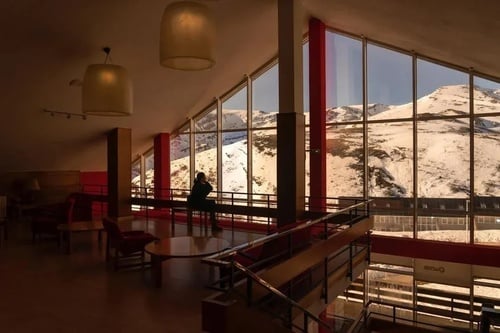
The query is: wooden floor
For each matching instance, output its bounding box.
[0,217,265,333]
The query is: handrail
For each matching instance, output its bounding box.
[365,300,470,333]
[202,199,371,266]
[232,260,333,332]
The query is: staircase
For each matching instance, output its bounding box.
[201,200,373,333]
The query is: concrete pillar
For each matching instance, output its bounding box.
[107,128,132,219]
[277,0,305,226]
[154,133,171,199]
[309,18,327,211]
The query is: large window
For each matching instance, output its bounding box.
[252,63,278,126]
[170,127,190,193]
[252,129,277,194]
[416,60,470,242]
[325,32,364,199]
[367,43,412,118]
[474,77,500,245]
[162,27,500,244]
[131,158,141,198]
[194,132,217,191]
[144,149,154,190]
[194,107,217,191]
[326,124,364,198]
[326,32,362,113]
[222,85,248,193]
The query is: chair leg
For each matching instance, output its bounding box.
[114,248,119,271]
[105,237,110,262]
[141,250,145,271]
[187,209,193,232]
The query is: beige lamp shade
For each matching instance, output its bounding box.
[82,64,133,116]
[160,1,215,70]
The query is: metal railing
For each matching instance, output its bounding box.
[131,186,280,232]
[202,199,372,332]
[363,300,471,333]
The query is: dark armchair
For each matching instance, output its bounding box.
[31,192,92,242]
[102,217,158,271]
[31,197,76,242]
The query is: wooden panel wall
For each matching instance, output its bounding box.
[0,170,81,205]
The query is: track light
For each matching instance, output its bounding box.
[42,109,87,120]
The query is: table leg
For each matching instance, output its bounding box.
[98,230,103,248]
[67,231,72,254]
[58,230,63,249]
[151,255,163,288]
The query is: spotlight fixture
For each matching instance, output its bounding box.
[82,47,133,116]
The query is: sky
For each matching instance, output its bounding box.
[223,31,500,113]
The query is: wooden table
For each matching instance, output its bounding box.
[57,220,104,254]
[144,236,230,288]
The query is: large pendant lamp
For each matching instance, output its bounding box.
[159,1,216,70]
[82,47,133,116]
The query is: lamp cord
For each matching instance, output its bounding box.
[103,47,112,64]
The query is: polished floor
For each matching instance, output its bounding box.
[0,217,265,333]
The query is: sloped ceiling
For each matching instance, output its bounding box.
[0,0,498,173]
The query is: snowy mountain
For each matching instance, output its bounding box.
[139,85,500,198]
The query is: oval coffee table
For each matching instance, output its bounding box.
[145,236,230,288]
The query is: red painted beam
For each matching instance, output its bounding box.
[372,235,500,267]
[154,133,171,199]
[308,17,327,212]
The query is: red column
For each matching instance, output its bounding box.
[309,18,327,211]
[154,133,170,199]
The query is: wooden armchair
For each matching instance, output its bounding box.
[102,217,158,271]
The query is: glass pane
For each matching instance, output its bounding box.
[417,59,469,117]
[144,151,154,188]
[326,32,362,121]
[474,115,500,244]
[475,215,500,245]
[131,159,141,197]
[417,119,470,198]
[474,77,500,115]
[222,131,247,193]
[195,108,217,132]
[368,121,413,237]
[417,118,470,242]
[252,129,277,194]
[252,64,278,126]
[170,133,190,193]
[475,116,500,196]
[368,122,413,197]
[367,44,412,120]
[222,86,247,130]
[326,123,364,197]
[194,133,217,191]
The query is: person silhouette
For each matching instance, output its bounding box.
[189,172,222,232]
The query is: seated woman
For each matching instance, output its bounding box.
[189,172,222,232]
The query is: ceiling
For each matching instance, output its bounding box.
[0,0,498,173]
